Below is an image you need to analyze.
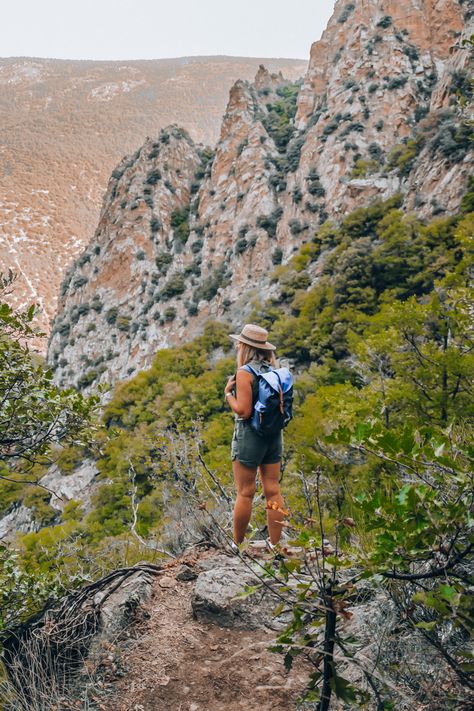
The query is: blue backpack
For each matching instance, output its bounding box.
[242,364,294,438]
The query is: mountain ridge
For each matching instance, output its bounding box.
[46,0,473,393]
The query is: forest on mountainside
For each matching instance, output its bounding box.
[1,181,473,708]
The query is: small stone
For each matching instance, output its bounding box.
[158,575,176,589]
[176,564,198,581]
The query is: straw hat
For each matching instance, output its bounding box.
[229,324,276,351]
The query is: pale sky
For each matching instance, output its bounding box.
[1,0,335,61]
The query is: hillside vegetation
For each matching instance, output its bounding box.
[1,183,473,707]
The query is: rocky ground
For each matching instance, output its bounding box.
[102,550,311,711]
[3,544,470,710]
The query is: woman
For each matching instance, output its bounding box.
[224,323,286,551]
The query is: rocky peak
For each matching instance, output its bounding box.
[254,63,286,91]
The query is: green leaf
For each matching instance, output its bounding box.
[330,672,358,703]
[438,584,457,601]
[415,620,437,631]
[273,602,286,617]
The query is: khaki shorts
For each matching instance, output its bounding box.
[231,419,283,468]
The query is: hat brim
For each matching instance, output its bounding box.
[229,334,276,351]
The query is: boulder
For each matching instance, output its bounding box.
[191,554,287,630]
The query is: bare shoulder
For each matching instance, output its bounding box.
[236,367,253,382]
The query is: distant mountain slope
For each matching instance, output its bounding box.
[0,55,307,338]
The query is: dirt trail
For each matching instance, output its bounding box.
[104,551,310,711]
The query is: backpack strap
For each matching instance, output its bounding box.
[274,370,284,414]
[240,362,273,410]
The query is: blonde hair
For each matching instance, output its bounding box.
[237,342,277,369]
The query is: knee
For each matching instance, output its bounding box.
[237,484,256,500]
[263,482,281,502]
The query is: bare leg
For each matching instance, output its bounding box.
[259,462,285,545]
[232,459,257,544]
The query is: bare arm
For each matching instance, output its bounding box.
[224,368,253,419]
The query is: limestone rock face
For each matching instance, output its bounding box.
[48,127,202,386]
[47,0,473,392]
[0,459,99,540]
[39,460,99,511]
[0,505,37,540]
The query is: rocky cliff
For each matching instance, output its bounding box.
[47,0,473,391]
[0,56,306,345]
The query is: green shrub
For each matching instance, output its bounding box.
[72,276,88,289]
[191,239,203,254]
[91,296,103,313]
[147,143,160,160]
[116,315,132,331]
[235,238,248,255]
[368,142,383,161]
[145,168,161,185]
[387,75,408,90]
[160,272,186,299]
[337,3,355,23]
[403,45,419,62]
[256,207,283,238]
[387,139,420,176]
[150,217,161,233]
[322,118,340,136]
[77,253,91,267]
[77,369,98,389]
[171,207,190,245]
[289,219,306,235]
[351,159,380,178]
[428,116,472,165]
[306,168,326,197]
[22,488,57,527]
[237,139,248,156]
[193,262,229,302]
[164,307,177,321]
[339,121,365,137]
[136,250,146,260]
[376,15,392,28]
[343,78,358,90]
[77,303,90,317]
[292,186,303,204]
[304,201,320,214]
[286,135,305,172]
[262,82,300,152]
[155,251,173,275]
[105,307,119,325]
[272,247,283,264]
